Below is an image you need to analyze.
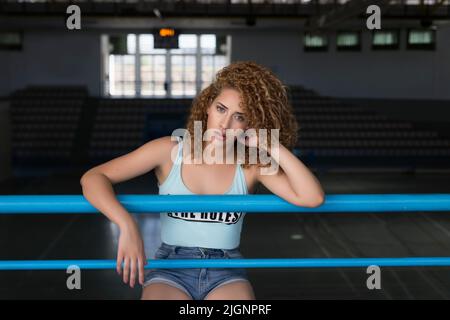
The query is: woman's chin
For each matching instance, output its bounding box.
[211,135,225,143]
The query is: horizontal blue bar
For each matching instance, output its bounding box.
[0,194,450,214]
[1,257,450,270]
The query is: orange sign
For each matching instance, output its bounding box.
[159,28,175,37]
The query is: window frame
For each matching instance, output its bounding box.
[303,32,329,52]
[371,29,400,51]
[105,33,230,98]
[407,28,436,51]
[0,31,23,51]
[336,30,361,52]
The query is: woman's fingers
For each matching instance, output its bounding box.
[116,253,123,275]
[129,256,146,288]
[138,257,145,286]
[117,243,146,286]
[122,257,129,284]
[129,258,136,288]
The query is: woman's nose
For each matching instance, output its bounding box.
[220,115,232,129]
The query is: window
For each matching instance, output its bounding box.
[0,32,22,51]
[372,30,399,50]
[104,34,230,98]
[109,56,135,96]
[303,33,328,52]
[336,31,361,51]
[140,55,166,97]
[171,55,196,97]
[202,55,227,90]
[201,35,228,90]
[407,29,436,50]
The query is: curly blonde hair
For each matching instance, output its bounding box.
[185,61,298,169]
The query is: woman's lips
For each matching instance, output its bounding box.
[214,133,226,141]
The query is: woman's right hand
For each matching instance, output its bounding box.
[116,219,147,288]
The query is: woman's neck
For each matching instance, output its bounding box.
[201,140,238,165]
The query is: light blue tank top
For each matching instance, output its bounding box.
[158,136,248,249]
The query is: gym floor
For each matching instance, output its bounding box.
[1,169,450,299]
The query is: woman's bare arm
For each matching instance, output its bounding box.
[80,136,174,226]
[256,144,325,208]
[79,135,176,287]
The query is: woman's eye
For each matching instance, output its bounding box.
[235,115,245,122]
[216,106,225,113]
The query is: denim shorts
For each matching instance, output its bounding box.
[143,242,250,300]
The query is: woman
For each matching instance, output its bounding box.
[80,61,325,300]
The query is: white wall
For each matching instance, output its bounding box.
[0,31,101,96]
[230,24,450,100]
[1,21,449,100]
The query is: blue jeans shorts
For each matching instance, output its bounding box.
[143,242,250,300]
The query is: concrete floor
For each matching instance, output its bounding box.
[1,170,450,299]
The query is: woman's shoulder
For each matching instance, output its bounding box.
[157,135,181,157]
[136,136,179,168]
[158,135,181,146]
[143,136,179,153]
[152,136,182,175]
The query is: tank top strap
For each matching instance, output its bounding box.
[231,163,249,194]
[175,136,184,165]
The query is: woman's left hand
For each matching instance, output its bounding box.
[238,129,259,148]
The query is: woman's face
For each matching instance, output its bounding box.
[205,87,248,144]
